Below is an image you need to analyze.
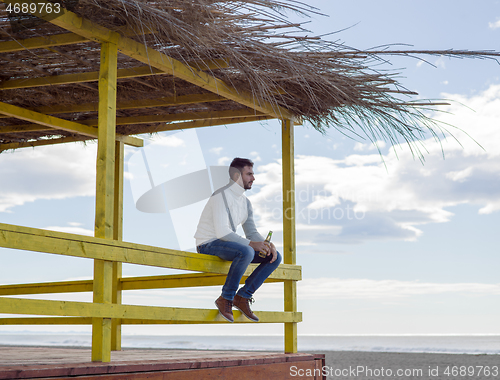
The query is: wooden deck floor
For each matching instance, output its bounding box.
[0,346,325,379]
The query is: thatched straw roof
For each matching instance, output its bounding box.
[1,0,499,153]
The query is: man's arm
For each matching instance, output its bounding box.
[243,199,278,262]
[242,199,265,242]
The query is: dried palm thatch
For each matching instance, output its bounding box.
[1,0,499,155]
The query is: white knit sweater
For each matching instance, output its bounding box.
[194,180,264,247]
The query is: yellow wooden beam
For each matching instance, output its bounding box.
[0,116,272,147]
[121,273,232,290]
[282,119,297,267]
[282,118,298,354]
[92,40,118,362]
[0,280,93,295]
[0,222,302,281]
[145,115,273,133]
[0,101,99,137]
[0,60,230,90]
[0,66,162,90]
[0,271,286,296]
[0,93,226,120]
[0,297,302,324]
[111,140,123,351]
[0,25,158,53]
[0,317,92,325]
[2,0,294,120]
[0,109,264,135]
[0,33,88,53]
[0,315,303,325]
[0,135,142,152]
[120,273,283,290]
[0,136,89,152]
[79,108,265,127]
[0,124,53,133]
[0,102,143,147]
[186,58,230,71]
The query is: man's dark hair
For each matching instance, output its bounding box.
[230,157,254,171]
[229,158,253,180]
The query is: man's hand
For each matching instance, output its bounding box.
[268,242,278,263]
[249,241,278,263]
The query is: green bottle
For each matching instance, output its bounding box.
[258,231,273,258]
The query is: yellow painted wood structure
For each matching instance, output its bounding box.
[0,0,300,362]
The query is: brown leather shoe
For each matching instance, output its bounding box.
[233,295,259,322]
[215,296,234,323]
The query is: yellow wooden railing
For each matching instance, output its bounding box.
[0,220,302,360]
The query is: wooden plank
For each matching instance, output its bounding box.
[0,102,143,147]
[0,135,143,152]
[0,93,226,119]
[0,61,230,89]
[30,361,322,380]
[0,66,163,90]
[75,108,264,127]
[0,0,294,120]
[282,118,298,354]
[0,124,51,132]
[112,140,124,351]
[0,347,323,379]
[0,297,302,323]
[120,272,283,290]
[0,222,302,281]
[0,26,158,53]
[0,280,93,295]
[0,115,272,147]
[92,41,118,362]
[0,136,90,152]
[0,33,88,53]
[1,315,309,325]
[0,317,91,325]
[137,115,274,133]
[0,101,99,137]
[0,109,266,131]
[0,271,285,296]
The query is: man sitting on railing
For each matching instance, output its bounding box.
[194,157,281,323]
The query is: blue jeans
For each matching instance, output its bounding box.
[197,239,281,301]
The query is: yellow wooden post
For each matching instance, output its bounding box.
[282,118,297,353]
[111,140,124,351]
[92,41,118,362]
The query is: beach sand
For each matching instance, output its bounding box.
[306,351,499,380]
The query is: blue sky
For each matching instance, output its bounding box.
[1,1,500,339]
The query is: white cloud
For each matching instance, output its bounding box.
[0,143,97,212]
[218,156,231,165]
[488,19,500,29]
[295,278,500,299]
[121,278,500,302]
[250,151,262,162]
[353,141,386,152]
[44,225,94,236]
[416,57,446,69]
[435,56,446,69]
[251,84,500,244]
[210,147,223,155]
[152,135,185,147]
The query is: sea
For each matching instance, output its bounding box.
[0,333,498,355]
